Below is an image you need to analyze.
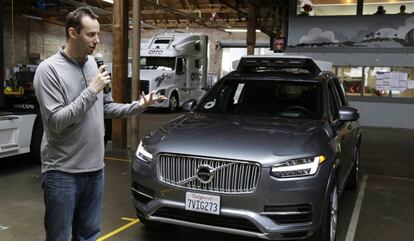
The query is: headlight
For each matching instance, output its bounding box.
[135,141,153,163]
[271,155,326,178]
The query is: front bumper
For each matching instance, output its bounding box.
[131,155,333,240]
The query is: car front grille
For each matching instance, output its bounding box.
[152,207,262,233]
[157,154,261,194]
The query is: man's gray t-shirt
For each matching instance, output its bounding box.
[34,49,143,173]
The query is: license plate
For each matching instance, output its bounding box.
[185,192,220,215]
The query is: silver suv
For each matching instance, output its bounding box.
[131,55,361,241]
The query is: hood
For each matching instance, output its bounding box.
[145,113,330,166]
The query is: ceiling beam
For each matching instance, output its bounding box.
[216,0,247,17]
[142,0,226,32]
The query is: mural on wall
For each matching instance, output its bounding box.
[289,16,414,48]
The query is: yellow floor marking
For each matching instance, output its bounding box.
[121,217,137,222]
[104,156,131,162]
[97,217,140,241]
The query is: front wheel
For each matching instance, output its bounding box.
[313,183,338,241]
[168,93,179,112]
[323,184,339,241]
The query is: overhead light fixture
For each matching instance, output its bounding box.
[224,29,262,33]
[102,0,113,3]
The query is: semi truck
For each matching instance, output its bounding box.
[115,32,210,112]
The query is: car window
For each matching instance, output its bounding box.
[335,79,348,105]
[198,79,322,119]
[328,81,342,120]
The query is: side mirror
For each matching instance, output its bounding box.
[339,106,359,121]
[182,99,197,112]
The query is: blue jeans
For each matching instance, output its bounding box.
[42,169,104,241]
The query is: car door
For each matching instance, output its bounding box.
[328,79,354,189]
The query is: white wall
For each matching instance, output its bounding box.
[350,100,414,129]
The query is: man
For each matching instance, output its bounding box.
[298,4,312,16]
[399,5,408,14]
[33,7,166,241]
[374,5,386,15]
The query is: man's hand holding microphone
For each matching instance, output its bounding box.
[90,64,111,94]
[90,53,111,94]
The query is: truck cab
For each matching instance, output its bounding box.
[138,32,209,111]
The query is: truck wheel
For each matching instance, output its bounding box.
[168,92,179,112]
[30,115,43,163]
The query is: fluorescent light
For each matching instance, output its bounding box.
[224,29,262,33]
[102,0,113,3]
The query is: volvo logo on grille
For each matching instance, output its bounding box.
[196,165,215,184]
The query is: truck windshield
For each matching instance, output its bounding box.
[140,57,175,71]
[198,79,323,119]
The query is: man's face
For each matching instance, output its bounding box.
[73,16,100,56]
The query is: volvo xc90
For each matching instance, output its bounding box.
[131,55,361,241]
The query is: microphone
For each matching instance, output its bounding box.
[94,53,111,94]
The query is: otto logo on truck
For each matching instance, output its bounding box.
[148,49,164,55]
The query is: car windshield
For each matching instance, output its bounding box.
[140,57,175,71]
[198,79,323,119]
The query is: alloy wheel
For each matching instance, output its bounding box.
[330,185,338,241]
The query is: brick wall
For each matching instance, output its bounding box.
[2,14,113,71]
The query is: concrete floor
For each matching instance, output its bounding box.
[0,111,413,241]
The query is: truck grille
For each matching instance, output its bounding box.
[157,154,261,194]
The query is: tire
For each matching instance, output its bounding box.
[168,92,179,112]
[346,147,360,190]
[313,182,339,241]
[324,184,339,241]
[30,115,43,163]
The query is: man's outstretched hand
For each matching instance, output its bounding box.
[138,91,168,108]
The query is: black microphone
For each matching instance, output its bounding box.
[94,53,111,94]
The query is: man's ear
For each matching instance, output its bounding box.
[68,27,78,39]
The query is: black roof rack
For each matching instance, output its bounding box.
[236,57,322,77]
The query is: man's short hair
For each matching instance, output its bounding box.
[65,7,99,39]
